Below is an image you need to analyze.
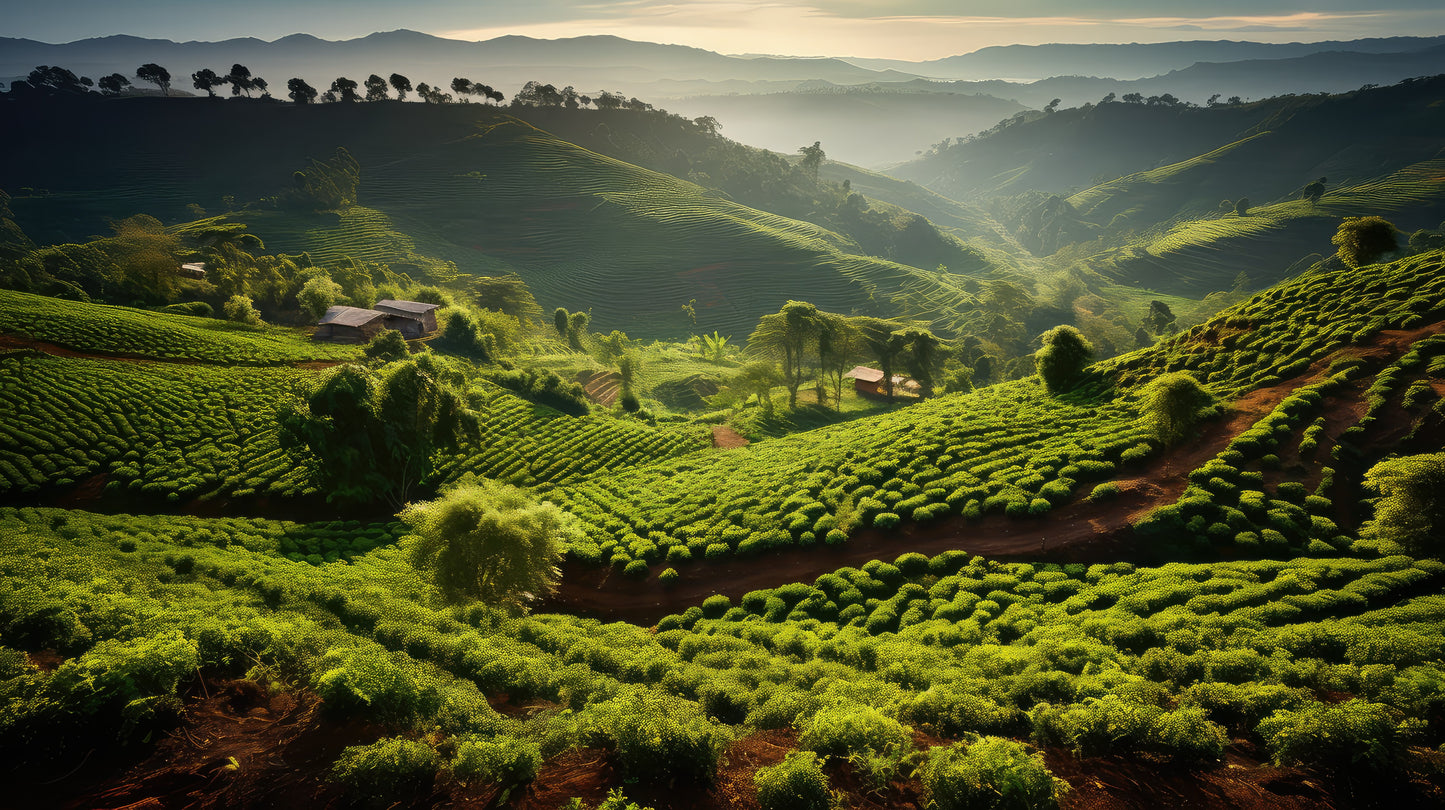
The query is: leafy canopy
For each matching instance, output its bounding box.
[403,477,579,610]
[1034,325,1094,393]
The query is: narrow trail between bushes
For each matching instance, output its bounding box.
[542,319,1445,625]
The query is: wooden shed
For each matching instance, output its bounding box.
[845,365,920,398]
[178,262,207,280]
[374,299,441,338]
[316,305,387,343]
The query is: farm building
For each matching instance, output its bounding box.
[177,262,207,280]
[845,366,921,398]
[316,305,388,343]
[374,299,441,338]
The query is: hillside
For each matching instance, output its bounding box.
[890,77,1445,295]
[0,96,996,339]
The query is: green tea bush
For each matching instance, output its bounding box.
[315,646,432,724]
[449,735,542,785]
[331,737,438,804]
[800,704,910,756]
[1256,699,1403,771]
[753,750,831,810]
[920,737,1062,810]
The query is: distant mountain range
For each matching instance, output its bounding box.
[3,30,1443,168]
[845,37,1445,81]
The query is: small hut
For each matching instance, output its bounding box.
[845,366,920,398]
[178,262,207,280]
[316,305,387,343]
[373,299,441,338]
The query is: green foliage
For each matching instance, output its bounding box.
[222,294,263,326]
[330,737,437,804]
[1360,453,1445,555]
[403,479,576,610]
[921,738,1062,810]
[800,704,910,756]
[315,646,430,723]
[1333,216,1399,268]
[278,357,477,506]
[1256,700,1403,771]
[754,750,831,810]
[1033,326,1093,393]
[449,734,542,784]
[362,329,410,364]
[1140,372,1217,445]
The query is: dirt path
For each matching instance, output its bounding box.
[544,320,1445,625]
[711,424,750,449]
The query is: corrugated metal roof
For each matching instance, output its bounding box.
[845,366,885,383]
[318,306,386,328]
[375,299,441,315]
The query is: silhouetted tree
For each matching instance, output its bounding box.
[226,64,256,96]
[98,73,130,96]
[364,74,388,101]
[1121,92,1143,104]
[798,141,825,180]
[389,73,412,100]
[136,63,171,96]
[27,65,88,93]
[450,77,473,98]
[287,77,318,104]
[192,68,224,98]
[330,77,360,103]
[1234,197,1250,216]
[1044,98,1061,113]
[1302,177,1327,205]
[1143,300,1176,334]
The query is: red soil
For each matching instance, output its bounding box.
[711,424,750,449]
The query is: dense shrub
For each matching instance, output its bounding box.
[921,737,1062,810]
[331,737,438,804]
[800,704,910,756]
[1256,700,1403,771]
[449,735,542,785]
[753,750,831,810]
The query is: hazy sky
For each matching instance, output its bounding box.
[10,1,1445,59]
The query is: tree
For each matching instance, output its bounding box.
[222,293,262,325]
[1140,372,1217,445]
[750,301,820,408]
[226,64,255,97]
[192,68,224,98]
[816,313,860,407]
[1302,177,1327,205]
[297,275,344,319]
[1044,98,1061,113]
[732,362,782,413]
[1360,453,1445,556]
[1234,197,1250,216]
[1332,216,1399,268]
[1142,300,1176,335]
[403,478,577,610]
[287,77,318,104]
[98,73,131,95]
[27,65,88,93]
[798,141,825,181]
[1034,325,1094,393]
[136,63,171,95]
[1121,92,1143,104]
[553,307,569,339]
[363,328,411,364]
[389,73,412,100]
[364,74,389,101]
[700,331,730,364]
[330,77,360,103]
[566,311,590,351]
[278,357,478,507]
[901,327,943,398]
[450,77,474,99]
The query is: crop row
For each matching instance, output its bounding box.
[0,355,313,498]
[1110,250,1445,397]
[3,506,1444,799]
[0,289,358,365]
[549,379,1153,570]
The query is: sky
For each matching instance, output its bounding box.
[9,1,1445,60]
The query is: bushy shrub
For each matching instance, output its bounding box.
[1256,699,1402,771]
[315,646,429,723]
[920,737,1063,810]
[449,735,541,785]
[602,690,729,783]
[873,512,900,529]
[331,737,437,804]
[753,750,831,810]
[800,704,910,756]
